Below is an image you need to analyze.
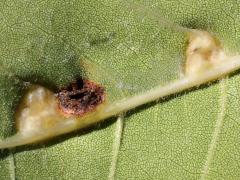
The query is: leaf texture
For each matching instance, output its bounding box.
[0,0,239,179]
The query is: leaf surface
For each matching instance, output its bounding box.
[0,0,239,179]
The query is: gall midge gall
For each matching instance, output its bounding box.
[57,79,105,116]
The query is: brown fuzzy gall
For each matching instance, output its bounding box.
[57,79,105,116]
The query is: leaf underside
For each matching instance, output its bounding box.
[0,0,239,179]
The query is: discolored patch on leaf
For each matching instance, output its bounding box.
[57,79,105,116]
[185,31,225,76]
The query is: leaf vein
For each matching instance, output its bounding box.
[108,115,124,180]
[200,78,228,179]
[8,151,16,180]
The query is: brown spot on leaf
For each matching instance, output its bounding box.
[57,79,105,116]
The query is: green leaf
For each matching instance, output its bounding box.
[0,0,239,179]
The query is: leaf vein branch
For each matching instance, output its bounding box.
[108,115,124,180]
[8,150,16,180]
[200,78,227,180]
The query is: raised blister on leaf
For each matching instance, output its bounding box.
[15,85,66,134]
[185,30,226,76]
[0,79,107,149]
